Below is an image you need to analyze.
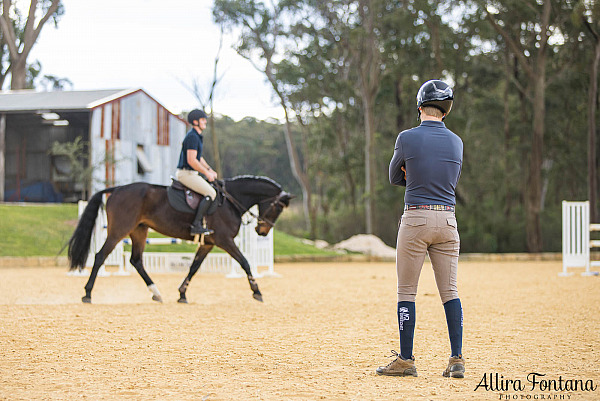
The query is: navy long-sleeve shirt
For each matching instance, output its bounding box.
[389,120,463,206]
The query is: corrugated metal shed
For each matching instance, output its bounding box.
[0,88,188,202]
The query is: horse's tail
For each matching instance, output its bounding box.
[68,188,116,271]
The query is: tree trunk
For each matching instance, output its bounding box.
[356,0,380,235]
[209,28,223,177]
[503,49,512,218]
[335,111,357,209]
[524,1,552,253]
[588,38,600,223]
[280,97,312,233]
[485,1,551,252]
[526,69,545,252]
[10,56,27,89]
[295,113,320,239]
[516,60,528,209]
[424,17,443,77]
[395,77,404,132]
[0,66,9,89]
[260,53,313,233]
[209,111,222,176]
[0,113,5,201]
[362,89,376,234]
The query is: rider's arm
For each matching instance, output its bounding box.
[199,157,217,181]
[199,157,214,174]
[389,134,407,186]
[186,149,212,176]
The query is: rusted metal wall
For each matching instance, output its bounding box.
[90,91,186,194]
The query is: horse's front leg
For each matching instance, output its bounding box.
[178,244,214,303]
[219,239,262,302]
[129,225,162,303]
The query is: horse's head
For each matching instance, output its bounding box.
[256,191,294,236]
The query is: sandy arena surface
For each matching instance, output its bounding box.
[0,261,599,401]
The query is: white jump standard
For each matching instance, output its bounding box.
[561,200,600,276]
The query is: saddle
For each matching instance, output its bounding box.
[166,177,223,214]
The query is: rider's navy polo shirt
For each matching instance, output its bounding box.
[177,128,203,170]
[389,120,463,206]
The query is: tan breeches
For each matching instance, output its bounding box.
[396,209,460,304]
[175,169,216,200]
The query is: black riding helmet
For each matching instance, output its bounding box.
[416,80,454,118]
[187,109,208,125]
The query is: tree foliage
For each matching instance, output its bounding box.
[0,0,63,89]
[210,0,597,252]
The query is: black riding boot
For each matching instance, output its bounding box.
[190,196,214,235]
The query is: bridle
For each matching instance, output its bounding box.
[255,193,289,227]
[221,186,287,228]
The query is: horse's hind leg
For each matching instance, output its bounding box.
[129,225,162,303]
[178,244,213,303]
[83,237,121,303]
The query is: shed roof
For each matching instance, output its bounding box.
[0,88,180,114]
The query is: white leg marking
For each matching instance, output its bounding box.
[148,284,162,298]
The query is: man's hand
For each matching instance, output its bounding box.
[401,166,407,179]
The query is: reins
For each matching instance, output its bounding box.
[219,182,284,227]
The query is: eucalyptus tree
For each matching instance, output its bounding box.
[0,0,63,89]
[573,0,600,222]
[275,0,365,234]
[281,0,410,235]
[351,0,383,234]
[481,0,574,252]
[272,0,468,239]
[213,0,316,234]
[179,27,226,177]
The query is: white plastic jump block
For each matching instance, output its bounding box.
[561,200,600,276]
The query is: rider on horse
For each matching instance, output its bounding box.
[175,109,217,236]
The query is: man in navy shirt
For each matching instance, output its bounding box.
[175,109,218,236]
[377,80,465,379]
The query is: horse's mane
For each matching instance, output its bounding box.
[225,175,282,190]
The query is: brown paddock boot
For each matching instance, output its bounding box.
[376,351,418,377]
[443,356,465,378]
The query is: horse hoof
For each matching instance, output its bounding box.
[152,295,163,303]
[82,296,91,304]
[253,293,263,302]
[177,298,188,304]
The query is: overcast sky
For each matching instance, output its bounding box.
[27,0,283,121]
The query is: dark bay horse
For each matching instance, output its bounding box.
[68,175,292,304]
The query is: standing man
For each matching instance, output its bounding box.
[377,80,465,378]
[175,109,218,236]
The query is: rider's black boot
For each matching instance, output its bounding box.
[190,196,214,235]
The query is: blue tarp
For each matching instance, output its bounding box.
[5,181,64,203]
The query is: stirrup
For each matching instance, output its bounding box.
[190,226,213,236]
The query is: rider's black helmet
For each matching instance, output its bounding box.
[187,109,208,125]
[416,80,454,116]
